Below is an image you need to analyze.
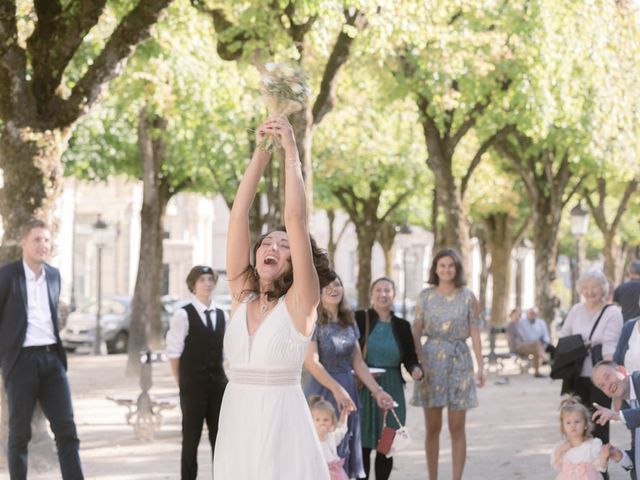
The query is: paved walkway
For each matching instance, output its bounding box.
[0,354,633,479]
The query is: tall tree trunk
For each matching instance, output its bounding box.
[126,109,169,375]
[290,107,314,224]
[355,228,377,308]
[414,96,508,272]
[327,209,338,267]
[377,221,397,277]
[425,150,472,268]
[475,227,490,316]
[602,231,618,283]
[431,189,442,252]
[484,213,516,326]
[0,125,68,263]
[531,198,563,324]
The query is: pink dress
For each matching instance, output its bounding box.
[551,438,604,480]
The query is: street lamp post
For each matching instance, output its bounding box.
[93,216,108,355]
[396,221,413,319]
[570,202,590,305]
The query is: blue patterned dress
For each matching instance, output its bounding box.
[416,287,480,410]
[304,322,364,479]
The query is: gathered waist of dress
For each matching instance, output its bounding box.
[425,336,468,344]
[229,367,301,386]
[325,368,354,375]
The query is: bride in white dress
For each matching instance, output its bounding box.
[214,116,332,480]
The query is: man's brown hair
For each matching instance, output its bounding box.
[20,219,49,240]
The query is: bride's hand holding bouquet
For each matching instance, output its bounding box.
[257,62,310,152]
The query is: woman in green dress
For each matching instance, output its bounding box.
[355,277,423,480]
[412,248,485,480]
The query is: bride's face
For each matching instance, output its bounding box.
[255,231,292,282]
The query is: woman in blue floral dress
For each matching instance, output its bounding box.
[304,274,393,479]
[412,249,485,480]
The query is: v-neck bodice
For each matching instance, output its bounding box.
[224,296,312,370]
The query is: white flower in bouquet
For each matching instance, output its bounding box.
[258,62,310,151]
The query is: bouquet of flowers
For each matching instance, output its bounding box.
[258,62,310,151]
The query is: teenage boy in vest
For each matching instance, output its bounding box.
[166,266,228,480]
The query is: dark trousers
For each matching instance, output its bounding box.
[180,380,226,480]
[361,447,393,480]
[562,375,611,444]
[4,349,83,480]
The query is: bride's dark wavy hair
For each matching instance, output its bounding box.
[238,226,334,302]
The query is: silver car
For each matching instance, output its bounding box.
[60,296,174,354]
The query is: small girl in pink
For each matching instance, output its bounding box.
[309,396,350,480]
[551,395,629,479]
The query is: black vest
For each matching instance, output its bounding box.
[179,304,227,387]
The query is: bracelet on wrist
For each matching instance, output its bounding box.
[372,386,383,395]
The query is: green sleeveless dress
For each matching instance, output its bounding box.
[358,321,406,449]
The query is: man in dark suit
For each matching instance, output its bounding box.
[614,261,640,322]
[165,266,228,480]
[592,360,638,478]
[0,219,83,479]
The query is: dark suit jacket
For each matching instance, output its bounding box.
[0,260,66,380]
[618,371,640,478]
[614,318,640,366]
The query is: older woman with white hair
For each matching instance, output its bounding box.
[559,268,623,445]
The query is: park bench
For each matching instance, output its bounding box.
[107,351,178,441]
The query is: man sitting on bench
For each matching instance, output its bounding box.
[506,308,547,378]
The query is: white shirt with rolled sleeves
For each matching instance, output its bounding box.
[165,297,229,360]
[559,303,623,377]
[22,260,57,347]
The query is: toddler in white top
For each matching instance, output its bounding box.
[309,396,350,480]
[551,395,631,479]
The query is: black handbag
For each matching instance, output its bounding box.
[550,334,588,380]
[550,305,611,380]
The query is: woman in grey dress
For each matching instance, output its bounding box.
[304,275,393,479]
[412,249,485,480]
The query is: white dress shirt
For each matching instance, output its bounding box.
[165,297,229,359]
[22,260,57,347]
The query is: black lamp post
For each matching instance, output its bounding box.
[93,216,108,355]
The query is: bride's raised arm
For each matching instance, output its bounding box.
[226,123,271,313]
[262,117,319,336]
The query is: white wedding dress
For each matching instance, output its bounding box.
[213,296,330,480]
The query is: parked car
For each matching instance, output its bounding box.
[60,296,175,354]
